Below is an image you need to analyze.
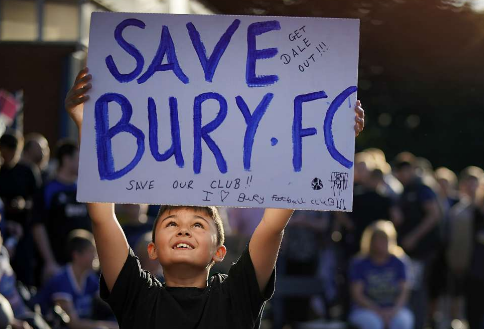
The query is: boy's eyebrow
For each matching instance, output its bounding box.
[161,214,177,223]
[193,215,210,225]
[160,214,211,225]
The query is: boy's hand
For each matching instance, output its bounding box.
[65,67,92,128]
[354,100,364,137]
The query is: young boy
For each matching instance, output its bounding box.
[65,67,364,328]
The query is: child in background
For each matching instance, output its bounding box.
[64,67,364,329]
[34,230,118,329]
[349,220,413,329]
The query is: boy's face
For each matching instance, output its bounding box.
[149,208,224,269]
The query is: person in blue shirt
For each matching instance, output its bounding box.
[349,220,414,329]
[32,140,92,284]
[34,229,118,329]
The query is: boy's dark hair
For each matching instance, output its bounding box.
[152,206,225,247]
[66,229,95,261]
[393,152,416,171]
[0,130,23,150]
[55,139,78,167]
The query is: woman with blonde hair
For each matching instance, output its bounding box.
[348,220,414,329]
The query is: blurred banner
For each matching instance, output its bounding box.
[0,89,21,135]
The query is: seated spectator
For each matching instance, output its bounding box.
[34,230,118,329]
[349,220,413,329]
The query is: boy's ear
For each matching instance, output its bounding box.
[147,242,158,260]
[212,245,227,263]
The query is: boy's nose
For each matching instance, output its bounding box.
[177,229,191,236]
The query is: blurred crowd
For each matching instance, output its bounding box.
[0,128,482,329]
[262,149,484,329]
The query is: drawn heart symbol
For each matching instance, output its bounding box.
[221,190,229,202]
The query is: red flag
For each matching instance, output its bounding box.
[0,89,20,126]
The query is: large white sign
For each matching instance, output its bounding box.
[78,12,360,211]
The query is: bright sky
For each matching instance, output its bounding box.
[471,0,484,11]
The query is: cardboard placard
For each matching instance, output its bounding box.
[78,12,360,211]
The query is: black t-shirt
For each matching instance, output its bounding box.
[0,162,40,227]
[397,179,439,259]
[33,178,91,264]
[100,246,275,329]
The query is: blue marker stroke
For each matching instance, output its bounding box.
[137,25,189,84]
[95,93,145,180]
[246,21,281,87]
[235,93,273,171]
[105,18,146,83]
[147,97,184,167]
[324,86,358,169]
[292,90,328,172]
[193,93,228,174]
[187,19,241,82]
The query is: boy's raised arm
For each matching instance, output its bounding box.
[66,68,129,292]
[249,208,293,292]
